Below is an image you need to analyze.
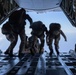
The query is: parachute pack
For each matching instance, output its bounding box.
[9,8,25,26]
[30,21,44,31]
[1,22,12,34]
[49,23,61,31]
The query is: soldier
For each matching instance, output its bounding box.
[30,21,48,53]
[46,23,67,56]
[1,8,33,57]
[28,34,40,55]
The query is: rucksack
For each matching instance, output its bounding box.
[9,9,26,33]
[49,23,61,36]
[30,21,44,31]
[1,21,12,34]
[49,23,61,31]
[9,8,25,26]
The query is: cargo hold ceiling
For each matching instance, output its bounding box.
[14,0,62,12]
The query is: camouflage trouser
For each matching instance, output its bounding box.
[28,35,39,54]
[6,29,26,55]
[29,34,45,53]
[48,36,60,54]
[31,30,45,53]
[38,34,45,53]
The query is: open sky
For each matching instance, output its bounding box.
[0,11,76,53]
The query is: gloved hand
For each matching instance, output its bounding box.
[65,38,67,41]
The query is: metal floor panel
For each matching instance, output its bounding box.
[0,52,76,75]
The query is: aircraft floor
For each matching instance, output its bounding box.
[0,52,76,75]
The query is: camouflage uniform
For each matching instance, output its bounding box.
[28,35,39,55]
[2,8,33,57]
[46,23,67,56]
[30,21,48,53]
